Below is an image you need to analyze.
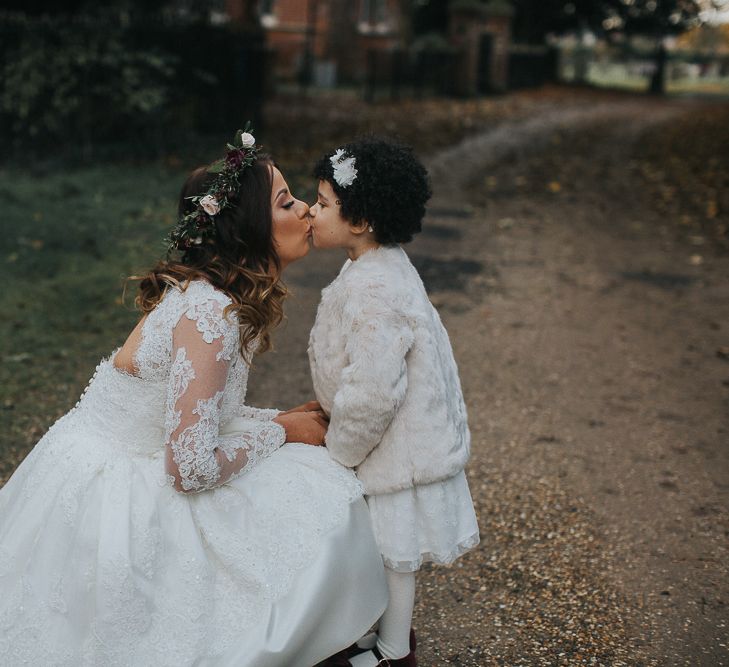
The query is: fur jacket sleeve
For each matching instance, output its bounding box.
[324,293,415,468]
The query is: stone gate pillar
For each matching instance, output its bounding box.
[449,0,514,95]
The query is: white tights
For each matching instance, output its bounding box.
[350,568,416,665]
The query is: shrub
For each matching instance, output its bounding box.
[1,14,179,154]
[0,13,267,160]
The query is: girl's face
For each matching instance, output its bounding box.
[308,179,355,250]
[270,166,311,267]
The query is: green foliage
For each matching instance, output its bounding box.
[0,12,265,159]
[511,0,708,44]
[0,15,178,152]
[0,162,184,480]
[603,0,702,36]
[168,125,261,253]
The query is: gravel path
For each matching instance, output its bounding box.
[248,97,729,666]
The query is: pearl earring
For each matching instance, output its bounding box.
[368,225,373,232]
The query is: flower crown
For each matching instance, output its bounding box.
[330,148,358,188]
[167,123,261,253]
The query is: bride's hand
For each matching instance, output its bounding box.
[273,411,329,446]
[279,400,323,415]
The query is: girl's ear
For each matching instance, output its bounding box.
[350,219,371,236]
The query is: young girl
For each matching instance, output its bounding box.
[308,138,480,667]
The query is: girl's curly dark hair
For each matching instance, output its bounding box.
[313,136,431,244]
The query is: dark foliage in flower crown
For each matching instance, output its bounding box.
[313,137,432,245]
[167,124,260,253]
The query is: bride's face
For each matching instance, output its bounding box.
[270,166,311,267]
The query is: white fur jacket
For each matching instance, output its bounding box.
[308,245,471,496]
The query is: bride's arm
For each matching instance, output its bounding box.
[164,302,286,494]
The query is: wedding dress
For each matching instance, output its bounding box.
[0,280,387,666]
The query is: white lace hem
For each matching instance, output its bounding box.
[381,532,480,573]
[365,470,480,573]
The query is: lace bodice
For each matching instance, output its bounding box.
[118,280,285,492]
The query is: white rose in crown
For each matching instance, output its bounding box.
[200,195,221,216]
[239,132,256,148]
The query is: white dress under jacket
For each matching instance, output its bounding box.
[0,280,387,666]
[309,245,479,572]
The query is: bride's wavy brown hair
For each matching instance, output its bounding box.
[133,156,286,356]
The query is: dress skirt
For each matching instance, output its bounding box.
[365,470,480,573]
[0,397,388,667]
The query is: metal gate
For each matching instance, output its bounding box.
[477,32,493,93]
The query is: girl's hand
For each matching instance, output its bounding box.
[279,400,323,416]
[273,411,328,446]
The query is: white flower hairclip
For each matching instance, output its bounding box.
[330,148,358,188]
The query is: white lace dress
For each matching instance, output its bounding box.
[0,280,387,667]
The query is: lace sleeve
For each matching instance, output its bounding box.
[236,405,281,421]
[164,298,286,493]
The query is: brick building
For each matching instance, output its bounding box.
[225,0,404,84]
[223,0,516,95]
[449,0,514,94]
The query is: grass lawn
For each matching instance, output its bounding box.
[0,163,186,482]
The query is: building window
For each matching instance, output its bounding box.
[358,0,390,34]
[260,0,278,28]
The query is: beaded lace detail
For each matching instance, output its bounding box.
[155,281,285,492]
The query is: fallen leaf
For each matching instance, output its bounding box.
[707,200,718,219]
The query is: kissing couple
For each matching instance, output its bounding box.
[0,129,479,666]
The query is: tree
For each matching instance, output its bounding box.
[601,0,703,94]
[512,0,728,94]
[401,0,726,93]
[510,0,601,44]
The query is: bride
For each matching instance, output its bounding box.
[0,130,387,666]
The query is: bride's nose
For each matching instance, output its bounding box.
[294,199,309,219]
